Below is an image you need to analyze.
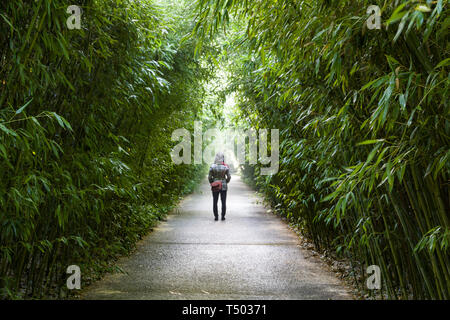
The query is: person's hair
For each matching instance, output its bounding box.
[214,152,224,164]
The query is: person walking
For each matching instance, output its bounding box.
[208,152,231,221]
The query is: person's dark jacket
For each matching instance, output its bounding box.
[208,163,231,191]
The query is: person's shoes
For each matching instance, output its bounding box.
[214,216,218,221]
[221,216,226,221]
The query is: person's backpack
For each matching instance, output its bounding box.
[211,180,222,192]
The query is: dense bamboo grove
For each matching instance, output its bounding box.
[194,0,449,299]
[0,0,448,300]
[0,0,215,298]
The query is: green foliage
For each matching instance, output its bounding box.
[0,0,212,298]
[195,0,449,299]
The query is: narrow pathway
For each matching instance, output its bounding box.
[82,175,351,299]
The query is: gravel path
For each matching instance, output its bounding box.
[82,175,352,300]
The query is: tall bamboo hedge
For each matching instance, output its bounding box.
[194,0,449,299]
[0,0,213,298]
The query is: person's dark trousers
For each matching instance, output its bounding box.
[212,190,227,218]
